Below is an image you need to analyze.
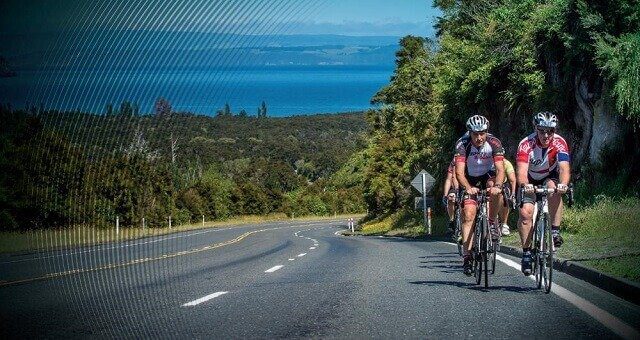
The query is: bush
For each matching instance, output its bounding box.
[562,196,640,236]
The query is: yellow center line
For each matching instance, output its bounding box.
[0,223,329,288]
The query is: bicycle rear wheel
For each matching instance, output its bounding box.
[455,208,463,256]
[490,244,497,274]
[542,215,554,293]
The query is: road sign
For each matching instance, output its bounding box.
[411,170,435,194]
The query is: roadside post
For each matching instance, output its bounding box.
[427,207,432,235]
[142,217,145,233]
[202,215,205,227]
[116,216,119,236]
[411,170,435,235]
[169,216,172,229]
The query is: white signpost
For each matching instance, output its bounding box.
[411,170,435,235]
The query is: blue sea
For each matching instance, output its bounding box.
[0,66,393,116]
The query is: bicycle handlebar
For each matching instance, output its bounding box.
[518,183,574,208]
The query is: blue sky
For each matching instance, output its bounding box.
[1,0,440,37]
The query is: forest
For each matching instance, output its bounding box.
[0,103,368,230]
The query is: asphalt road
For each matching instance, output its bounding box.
[1,219,639,339]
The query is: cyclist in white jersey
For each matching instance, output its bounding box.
[516,111,571,276]
[454,115,505,276]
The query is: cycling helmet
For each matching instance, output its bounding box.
[533,111,558,128]
[466,115,489,132]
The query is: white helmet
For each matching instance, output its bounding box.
[533,111,558,128]
[466,115,489,132]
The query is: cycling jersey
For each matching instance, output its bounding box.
[516,132,570,181]
[454,133,505,177]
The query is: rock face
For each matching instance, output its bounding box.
[589,99,626,166]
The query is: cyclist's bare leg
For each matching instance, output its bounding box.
[462,200,477,254]
[447,196,456,221]
[498,202,510,225]
[518,201,535,249]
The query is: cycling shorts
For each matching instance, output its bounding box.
[462,171,496,207]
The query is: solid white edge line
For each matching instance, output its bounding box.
[182,291,228,307]
[495,254,640,340]
[265,265,284,273]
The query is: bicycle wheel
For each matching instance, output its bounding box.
[490,243,497,274]
[534,218,543,289]
[455,208,463,256]
[473,221,482,285]
[489,218,498,274]
[542,215,554,293]
[482,219,489,288]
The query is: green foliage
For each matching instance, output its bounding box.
[361,0,640,218]
[596,33,640,121]
[0,107,367,230]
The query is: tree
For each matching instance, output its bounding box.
[154,97,172,117]
[258,101,268,117]
[119,101,133,116]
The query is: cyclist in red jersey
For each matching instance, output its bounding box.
[455,115,505,276]
[516,111,571,276]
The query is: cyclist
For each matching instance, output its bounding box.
[454,115,505,276]
[516,111,571,276]
[442,157,459,233]
[496,158,517,236]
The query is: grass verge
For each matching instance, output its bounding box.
[0,213,363,254]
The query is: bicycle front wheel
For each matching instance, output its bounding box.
[482,220,489,288]
[474,222,482,285]
[534,218,543,289]
[455,209,463,256]
[542,215,554,293]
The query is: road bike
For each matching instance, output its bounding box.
[519,184,573,293]
[471,189,493,288]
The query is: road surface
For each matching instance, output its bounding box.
[1,219,638,338]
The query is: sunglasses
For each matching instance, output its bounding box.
[537,128,555,136]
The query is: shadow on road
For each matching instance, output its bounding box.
[419,260,459,264]
[409,280,538,293]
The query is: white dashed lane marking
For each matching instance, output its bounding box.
[182,291,228,307]
[265,265,284,273]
